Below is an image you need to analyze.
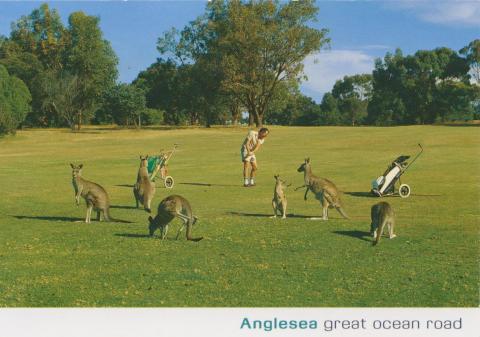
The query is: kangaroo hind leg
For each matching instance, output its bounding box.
[271,200,278,218]
[281,200,287,219]
[161,223,169,240]
[85,203,93,223]
[176,220,187,240]
[388,220,397,239]
[175,212,191,239]
[322,199,329,220]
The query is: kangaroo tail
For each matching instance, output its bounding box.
[186,223,203,242]
[336,206,350,219]
[373,219,386,246]
[104,208,131,223]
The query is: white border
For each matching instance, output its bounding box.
[0,308,478,337]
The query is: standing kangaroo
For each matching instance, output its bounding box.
[133,155,156,213]
[70,163,126,223]
[271,174,290,219]
[370,201,396,246]
[148,195,203,242]
[296,158,349,220]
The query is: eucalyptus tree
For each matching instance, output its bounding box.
[157,0,329,127]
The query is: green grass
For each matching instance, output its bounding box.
[0,125,478,307]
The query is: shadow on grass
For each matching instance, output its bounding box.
[332,230,372,243]
[344,192,380,198]
[114,233,151,239]
[226,211,311,219]
[180,182,239,187]
[115,184,134,188]
[13,215,133,224]
[13,215,83,222]
[110,205,138,210]
[345,192,441,198]
[411,194,442,197]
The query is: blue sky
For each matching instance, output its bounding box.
[0,1,478,102]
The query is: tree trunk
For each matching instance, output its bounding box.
[231,104,240,125]
[255,112,263,128]
[76,112,82,131]
[248,112,254,126]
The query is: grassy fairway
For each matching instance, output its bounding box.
[0,126,478,307]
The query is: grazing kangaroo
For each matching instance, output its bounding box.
[133,155,156,213]
[70,163,126,223]
[370,201,396,246]
[271,174,290,219]
[296,158,349,220]
[148,195,203,242]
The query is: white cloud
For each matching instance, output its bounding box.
[301,50,375,100]
[388,1,480,27]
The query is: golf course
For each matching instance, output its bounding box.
[0,125,478,307]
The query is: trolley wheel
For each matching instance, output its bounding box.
[164,176,174,189]
[399,184,411,198]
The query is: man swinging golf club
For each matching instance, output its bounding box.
[241,127,269,187]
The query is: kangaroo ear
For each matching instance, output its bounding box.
[70,163,74,168]
[306,158,310,163]
[79,164,83,169]
[274,174,279,179]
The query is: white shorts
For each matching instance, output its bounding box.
[241,147,256,163]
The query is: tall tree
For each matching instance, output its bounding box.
[134,60,179,122]
[103,83,146,127]
[0,4,118,129]
[65,11,118,130]
[216,0,328,127]
[368,47,472,125]
[156,0,329,127]
[331,74,372,126]
[460,39,480,84]
[0,4,65,125]
[9,3,67,72]
[319,93,341,125]
[40,70,81,130]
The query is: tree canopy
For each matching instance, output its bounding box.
[0,3,118,130]
[0,65,31,135]
[155,0,329,127]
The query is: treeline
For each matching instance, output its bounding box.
[270,44,480,126]
[0,4,118,132]
[0,2,479,136]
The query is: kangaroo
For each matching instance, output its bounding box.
[370,201,396,246]
[148,195,203,242]
[271,174,290,219]
[70,163,126,223]
[133,155,156,213]
[296,158,349,220]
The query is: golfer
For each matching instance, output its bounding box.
[241,127,269,187]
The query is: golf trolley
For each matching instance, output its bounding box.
[371,144,423,198]
[147,144,179,189]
